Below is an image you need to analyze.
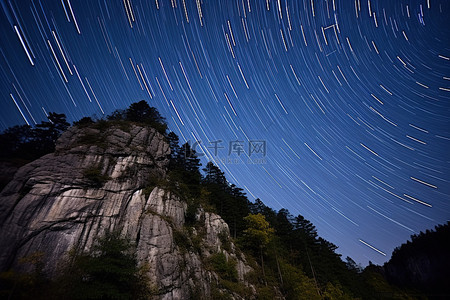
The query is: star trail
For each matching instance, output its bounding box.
[0,0,449,266]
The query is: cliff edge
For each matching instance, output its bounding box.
[0,123,254,299]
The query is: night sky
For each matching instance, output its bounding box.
[1,0,449,266]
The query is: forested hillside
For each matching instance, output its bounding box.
[0,101,446,299]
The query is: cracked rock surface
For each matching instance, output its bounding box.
[0,124,253,299]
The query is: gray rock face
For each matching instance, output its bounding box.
[0,124,253,299]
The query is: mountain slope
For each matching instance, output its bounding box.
[0,123,254,299]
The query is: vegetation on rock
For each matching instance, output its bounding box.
[0,232,153,300]
[0,101,447,299]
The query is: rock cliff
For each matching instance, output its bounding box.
[0,124,253,299]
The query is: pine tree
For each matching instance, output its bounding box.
[125,100,167,134]
[60,231,151,300]
[166,132,180,169]
[243,213,275,284]
[202,161,226,185]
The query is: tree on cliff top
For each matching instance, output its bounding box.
[0,112,69,161]
[125,100,167,134]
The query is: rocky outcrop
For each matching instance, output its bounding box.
[0,124,253,299]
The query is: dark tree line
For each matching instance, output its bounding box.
[1,101,443,299]
[164,124,428,299]
[0,232,152,300]
[0,113,70,190]
[103,100,167,134]
[164,131,370,298]
[0,100,168,163]
[0,112,70,162]
[383,222,450,298]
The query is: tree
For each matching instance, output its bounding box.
[202,162,226,185]
[278,260,322,300]
[243,213,274,252]
[73,117,94,127]
[33,112,70,155]
[107,109,126,121]
[243,213,275,284]
[383,221,450,296]
[322,282,353,300]
[249,199,277,227]
[227,184,250,238]
[345,256,360,273]
[180,142,202,175]
[293,215,318,241]
[0,113,69,161]
[200,163,250,238]
[61,231,151,300]
[36,112,70,143]
[167,142,202,197]
[125,100,167,134]
[166,132,180,167]
[275,209,294,240]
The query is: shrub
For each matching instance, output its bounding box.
[209,252,238,282]
[82,166,110,187]
[77,131,105,148]
[218,230,232,252]
[59,231,153,300]
[73,117,94,127]
[173,229,191,253]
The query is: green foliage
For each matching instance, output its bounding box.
[107,109,126,121]
[0,252,49,300]
[201,162,250,238]
[35,112,70,145]
[167,142,202,198]
[209,252,238,282]
[361,265,418,300]
[90,119,131,132]
[125,100,167,134]
[2,100,442,300]
[172,226,204,255]
[322,282,354,300]
[0,112,69,162]
[72,116,94,127]
[254,286,276,300]
[208,252,252,299]
[173,228,189,251]
[74,100,166,138]
[59,231,153,300]
[77,130,106,148]
[82,166,110,187]
[142,175,166,198]
[190,229,204,253]
[185,197,203,226]
[218,230,232,252]
[383,222,450,297]
[166,132,180,165]
[219,279,252,299]
[242,213,274,252]
[277,260,322,300]
[0,240,151,300]
[210,284,233,300]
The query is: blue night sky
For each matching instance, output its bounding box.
[0,0,449,266]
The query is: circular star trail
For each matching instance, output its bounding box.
[0,0,449,266]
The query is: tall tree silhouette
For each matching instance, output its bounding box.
[33,112,70,156]
[125,100,167,134]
